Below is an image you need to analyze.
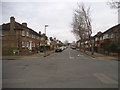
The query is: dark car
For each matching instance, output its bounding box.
[55,47,62,52]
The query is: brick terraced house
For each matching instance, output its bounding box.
[77,24,120,55]
[1,17,47,55]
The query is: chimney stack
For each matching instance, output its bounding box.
[39,31,41,35]
[22,23,27,27]
[10,16,15,31]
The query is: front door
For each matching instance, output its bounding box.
[29,41,32,50]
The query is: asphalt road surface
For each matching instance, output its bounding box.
[2,47,118,88]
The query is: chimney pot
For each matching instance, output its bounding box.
[22,23,27,27]
[10,16,15,23]
[10,16,15,31]
[39,31,41,35]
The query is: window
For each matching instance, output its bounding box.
[32,34,34,38]
[33,43,35,47]
[36,36,39,39]
[22,41,25,47]
[26,41,29,47]
[110,33,115,38]
[100,37,103,40]
[103,34,108,39]
[34,35,35,39]
[32,42,35,47]
[22,31,25,36]
[26,31,29,37]
[106,34,108,38]
[95,38,98,41]
[103,35,105,39]
[37,43,39,46]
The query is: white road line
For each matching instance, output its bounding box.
[94,73,118,84]
[69,49,74,59]
[69,57,75,59]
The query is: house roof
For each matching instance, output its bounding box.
[102,24,120,35]
[93,32,102,37]
[93,24,120,38]
[1,23,10,30]
[76,24,120,42]
[15,22,40,36]
[1,21,42,36]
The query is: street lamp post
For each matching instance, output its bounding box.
[44,24,48,57]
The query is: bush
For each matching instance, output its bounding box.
[101,40,119,53]
[2,47,18,55]
[94,46,98,52]
[109,41,119,53]
[39,45,50,52]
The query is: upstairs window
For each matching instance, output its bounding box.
[33,35,35,39]
[95,38,98,41]
[37,36,40,39]
[22,31,25,36]
[32,34,34,38]
[100,37,103,40]
[26,31,29,37]
[103,34,108,39]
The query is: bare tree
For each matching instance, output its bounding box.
[71,3,92,53]
[108,0,120,9]
[108,0,120,24]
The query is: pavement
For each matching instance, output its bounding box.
[79,50,118,61]
[2,50,55,60]
[2,49,118,61]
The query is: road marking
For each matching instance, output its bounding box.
[69,57,75,59]
[94,73,118,84]
[68,49,75,59]
[78,54,83,56]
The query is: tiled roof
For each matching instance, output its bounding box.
[1,22,41,36]
[1,23,10,30]
[102,24,120,34]
[15,22,41,36]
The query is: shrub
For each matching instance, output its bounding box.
[101,40,119,53]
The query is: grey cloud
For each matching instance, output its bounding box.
[1,1,118,42]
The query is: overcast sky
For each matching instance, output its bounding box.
[1,0,118,43]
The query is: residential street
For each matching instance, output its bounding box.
[2,47,118,88]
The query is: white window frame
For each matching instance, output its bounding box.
[22,41,25,47]
[26,31,29,37]
[33,42,35,47]
[26,41,29,47]
[22,31,25,36]
[32,34,34,38]
[100,37,103,40]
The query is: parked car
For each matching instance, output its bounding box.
[71,46,76,49]
[60,46,65,51]
[55,47,62,52]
